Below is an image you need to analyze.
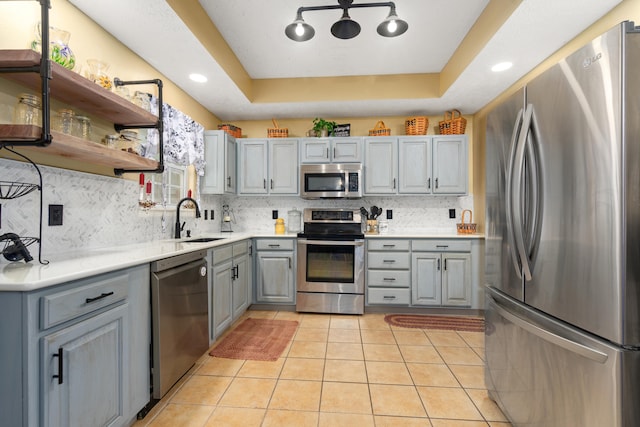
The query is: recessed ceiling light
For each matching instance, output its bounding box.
[189,73,207,83]
[491,62,513,72]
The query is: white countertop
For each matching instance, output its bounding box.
[0,231,483,291]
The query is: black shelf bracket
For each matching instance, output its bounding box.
[112,78,164,176]
[0,0,53,148]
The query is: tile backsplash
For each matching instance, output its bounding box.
[2,158,473,257]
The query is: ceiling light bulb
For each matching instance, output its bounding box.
[295,23,305,36]
[387,20,397,33]
[492,62,513,72]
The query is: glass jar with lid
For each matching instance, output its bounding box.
[54,109,75,134]
[13,93,41,126]
[75,115,92,140]
[287,208,302,233]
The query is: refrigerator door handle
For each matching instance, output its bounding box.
[506,108,525,280]
[491,298,608,364]
[511,104,534,281]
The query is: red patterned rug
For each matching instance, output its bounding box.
[209,318,298,361]
[384,314,484,332]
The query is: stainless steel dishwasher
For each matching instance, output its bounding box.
[150,249,208,399]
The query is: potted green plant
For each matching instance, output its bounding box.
[312,117,337,137]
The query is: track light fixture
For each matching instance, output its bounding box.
[285,0,408,42]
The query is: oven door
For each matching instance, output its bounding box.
[297,238,365,294]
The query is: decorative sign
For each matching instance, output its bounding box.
[333,123,350,137]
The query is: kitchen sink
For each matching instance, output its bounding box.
[183,237,224,243]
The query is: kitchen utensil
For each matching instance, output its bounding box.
[370,206,377,219]
[360,206,369,220]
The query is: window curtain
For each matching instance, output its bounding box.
[141,94,205,176]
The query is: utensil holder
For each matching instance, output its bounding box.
[366,219,379,234]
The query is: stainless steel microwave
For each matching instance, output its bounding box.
[300,163,363,199]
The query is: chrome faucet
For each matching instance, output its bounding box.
[174,197,201,239]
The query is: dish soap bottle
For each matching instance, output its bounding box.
[275,218,285,235]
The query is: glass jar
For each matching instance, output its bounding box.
[86,59,112,90]
[287,208,301,233]
[54,109,75,134]
[118,129,140,155]
[275,218,285,235]
[13,93,41,126]
[75,115,92,140]
[102,134,118,148]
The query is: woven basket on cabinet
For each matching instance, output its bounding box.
[439,109,467,135]
[368,120,391,136]
[267,119,288,138]
[405,116,429,135]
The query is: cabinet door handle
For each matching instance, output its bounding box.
[382,244,396,248]
[268,244,281,248]
[52,348,63,385]
[270,179,274,190]
[333,147,336,158]
[436,245,449,249]
[383,259,396,263]
[383,295,396,300]
[383,277,396,281]
[263,179,266,189]
[288,257,292,269]
[393,178,396,189]
[326,148,330,159]
[234,265,239,279]
[227,176,231,188]
[444,259,447,271]
[437,259,441,271]
[427,178,431,189]
[85,291,114,304]
[435,178,439,189]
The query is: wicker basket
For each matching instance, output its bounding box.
[457,209,477,234]
[369,120,391,136]
[439,109,467,135]
[405,116,429,135]
[267,119,288,138]
[218,123,242,138]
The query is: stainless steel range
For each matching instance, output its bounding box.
[296,208,365,314]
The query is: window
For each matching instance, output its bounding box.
[150,163,187,208]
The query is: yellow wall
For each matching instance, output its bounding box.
[471,0,640,232]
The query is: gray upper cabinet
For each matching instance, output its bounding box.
[239,138,298,195]
[432,136,468,194]
[202,130,237,195]
[364,137,398,194]
[398,136,432,193]
[369,135,468,195]
[300,137,363,163]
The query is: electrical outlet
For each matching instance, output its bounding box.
[386,209,393,219]
[49,204,63,226]
[449,208,456,219]
[272,210,278,219]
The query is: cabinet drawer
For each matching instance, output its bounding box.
[255,239,295,251]
[213,245,233,264]
[411,239,471,252]
[41,273,129,329]
[367,252,410,269]
[368,288,410,305]
[367,239,410,251]
[233,240,249,256]
[367,270,410,288]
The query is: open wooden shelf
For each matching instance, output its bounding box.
[0,49,157,126]
[0,124,158,169]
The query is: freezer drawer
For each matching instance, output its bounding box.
[485,287,640,427]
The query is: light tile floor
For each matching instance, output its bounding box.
[134,310,512,427]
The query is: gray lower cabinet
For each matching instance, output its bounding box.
[0,264,150,427]
[366,238,476,308]
[210,240,251,340]
[411,240,472,307]
[254,238,296,304]
[366,239,411,306]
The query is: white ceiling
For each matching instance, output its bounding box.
[69,0,622,121]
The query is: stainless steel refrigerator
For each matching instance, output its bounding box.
[485,21,640,426]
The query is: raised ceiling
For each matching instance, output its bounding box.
[69,0,621,121]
